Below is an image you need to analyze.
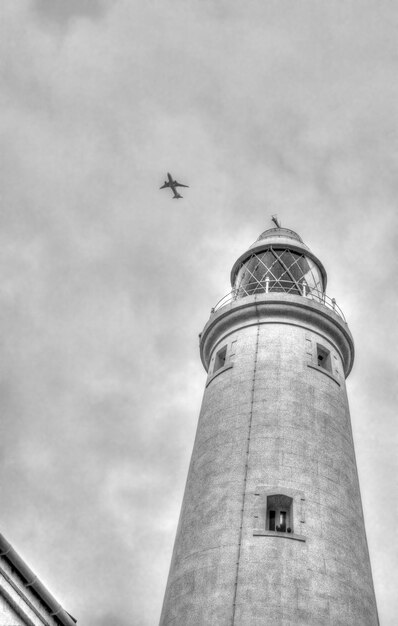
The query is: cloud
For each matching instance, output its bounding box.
[32,0,106,25]
[0,1,397,625]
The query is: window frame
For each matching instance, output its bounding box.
[306,335,341,386]
[316,343,332,373]
[213,345,227,373]
[253,487,306,542]
[206,341,234,387]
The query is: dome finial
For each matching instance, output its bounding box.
[271,214,281,228]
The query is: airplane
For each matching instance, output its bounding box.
[160,172,189,199]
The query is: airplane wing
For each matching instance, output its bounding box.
[160,183,170,189]
[174,181,189,188]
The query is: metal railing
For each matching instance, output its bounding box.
[211,278,346,322]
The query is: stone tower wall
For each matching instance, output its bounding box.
[160,293,378,625]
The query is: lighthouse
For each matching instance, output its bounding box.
[160,225,378,625]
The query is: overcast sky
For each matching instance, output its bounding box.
[0,1,397,625]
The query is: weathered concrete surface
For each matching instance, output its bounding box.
[160,292,378,626]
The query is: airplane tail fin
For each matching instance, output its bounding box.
[173,194,183,199]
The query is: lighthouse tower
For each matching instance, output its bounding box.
[160,225,378,625]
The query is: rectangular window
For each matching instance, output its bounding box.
[317,344,332,373]
[213,345,227,373]
[267,495,293,533]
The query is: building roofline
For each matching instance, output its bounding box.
[0,533,77,626]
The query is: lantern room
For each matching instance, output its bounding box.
[230,227,327,301]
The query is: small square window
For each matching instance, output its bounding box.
[317,344,332,373]
[213,345,227,373]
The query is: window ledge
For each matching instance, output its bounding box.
[206,364,233,387]
[307,363,340,386]
[253,529,306,542]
